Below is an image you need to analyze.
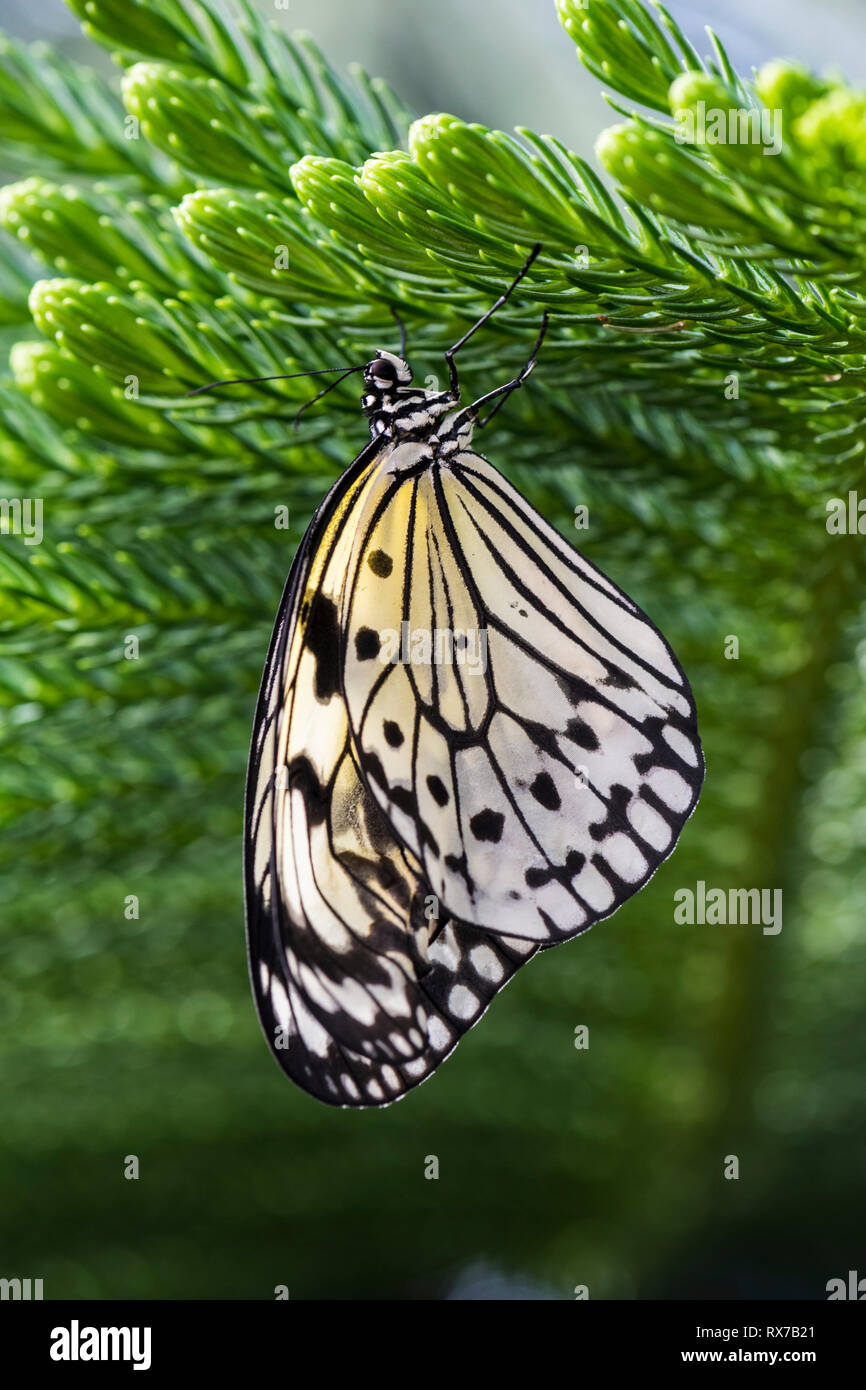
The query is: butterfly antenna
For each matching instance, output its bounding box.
[292,365,366,431]
[184,365,365,399]
[390,307,408,359]
[444,243,542,395]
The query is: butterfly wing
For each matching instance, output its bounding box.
[244,439,535,1107]
[341,447,704,945]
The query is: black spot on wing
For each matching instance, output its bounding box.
[530,771,561,811]
[419,821,440,858]
[524,720,562,760]
[557,672,598,707]
[633,749,654,776]
[384,720,404,748]
[564,717,600,752]
[305,593,341,701]
[524,848,585,890]
[469,808,505,843]
[355,627,381,661]
[390,783,440,859]
[426,774,449,807]
[445,852,476,895]
[368,549,393,578]
[391,785,415,817]
[362,750,388,792]
[589,783,633,841]
[602,662,638,690]
[287,756,329,828]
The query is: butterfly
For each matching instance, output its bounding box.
[233,246,704,1107]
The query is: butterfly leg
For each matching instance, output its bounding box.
[470,311,550,428]
[443,243,542,396]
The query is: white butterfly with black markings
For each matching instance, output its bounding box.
[214,247,704,1107]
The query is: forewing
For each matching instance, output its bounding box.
[244,440,535,1106]
[341,448,704,945]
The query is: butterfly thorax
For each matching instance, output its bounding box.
[362,350,475,456]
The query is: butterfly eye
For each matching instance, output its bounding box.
[369,357,397,387]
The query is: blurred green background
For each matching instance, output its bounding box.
[1,0,865,1300]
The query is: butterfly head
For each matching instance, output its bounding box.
[362,350,412,411]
